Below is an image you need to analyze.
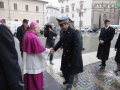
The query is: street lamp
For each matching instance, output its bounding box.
[76,8,86,30]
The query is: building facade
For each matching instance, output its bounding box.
[46,5,59,23]
[58,0,93,29]
[58,0,120,29]
[0,0,48,27]
[92,0,120,28]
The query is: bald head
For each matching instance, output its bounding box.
[51,23,55,29]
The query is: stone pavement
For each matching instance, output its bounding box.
[73,57,120,90]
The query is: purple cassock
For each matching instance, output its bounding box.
[22,22,46,90]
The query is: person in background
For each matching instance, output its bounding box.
[49,17,83,90]
[97,20,115,69]
[44,23,58,65]
[22,22,50,90]
[0,22,23,90]
[16,19,29,57]
[0,19,3,24]
[114,33,120,74]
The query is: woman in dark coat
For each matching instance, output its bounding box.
[114,34,120,73]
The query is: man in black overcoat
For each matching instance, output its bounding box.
[0,24,23,90]
[16,19,29,57]
[49,17,83,90]
[97,20,115,69]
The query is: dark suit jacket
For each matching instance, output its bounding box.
[97,26,115,60]
[16,25,25,42]
[45,28,58,48]
[53,26,83,75]
[0,24,23,90]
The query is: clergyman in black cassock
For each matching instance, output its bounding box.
[0,24,23,90]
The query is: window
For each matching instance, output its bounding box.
[104,7,106,11]
[80,1,84,4]
[109,14,111,19]
[80,4,83,9]
[15,19,18,21]
[113,15,115,19]
[110,8,112,12]
[72,14,74,18]
[14,3,17,10]
[72,6,74,11]
[66,6,69,12]
[25,5,29,11]
[36,20,39,23]
[114,9,115,13]
[0,1,4,8]
[61,7,64,13]
[36,6,39,12]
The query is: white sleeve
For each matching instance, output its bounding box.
[40,48,50,60]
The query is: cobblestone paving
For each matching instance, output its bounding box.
[73,57,120,90]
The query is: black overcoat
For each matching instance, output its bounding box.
[97,26,115,61]
[0,24,23,90]
[115,34,120,63]
[53,26,83,75]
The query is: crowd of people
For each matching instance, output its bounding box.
[0,16,119,90]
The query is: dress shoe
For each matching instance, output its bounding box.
[114,70,120,73]
[50,61,54,65]
[99,64,102,66]
[63,81,67,84]
[66,88,71,90]
[100,66,105,69]
[66,84,72,90]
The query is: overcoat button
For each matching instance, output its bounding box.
[64,55,65,56]
[67,50,69,52]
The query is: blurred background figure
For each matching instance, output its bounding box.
[16,19,29,57]
[44,23,58,65]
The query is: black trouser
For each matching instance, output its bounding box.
[62,71,75,84]
[101,60,106,66]
[20,48,23,58]
[50,54,54,61]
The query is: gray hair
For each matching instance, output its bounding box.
[30,25,37,30]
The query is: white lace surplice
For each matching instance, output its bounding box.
[23,48,50,74]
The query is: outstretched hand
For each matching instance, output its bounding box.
[49,48,54,56]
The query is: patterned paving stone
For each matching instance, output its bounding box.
[73,57,120,90]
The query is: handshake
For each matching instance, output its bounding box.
[49,48,55,56]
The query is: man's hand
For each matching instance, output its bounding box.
[100,40,104,44]
[114,48,117,51]
[49,48,54,56]
[57,48,61,52]
[49,28,52,32]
